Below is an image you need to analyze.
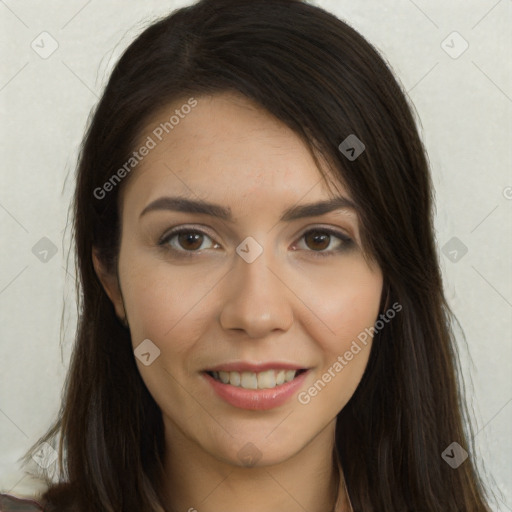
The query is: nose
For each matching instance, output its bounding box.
[219,247,294,338]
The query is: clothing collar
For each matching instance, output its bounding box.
[333,449,354,512]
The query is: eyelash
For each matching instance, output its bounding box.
[158,226,353,259]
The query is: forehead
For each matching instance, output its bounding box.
[122,91,350,213]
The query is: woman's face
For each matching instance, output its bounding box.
[100,92,383,467]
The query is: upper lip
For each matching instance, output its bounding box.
[205,362,308,373]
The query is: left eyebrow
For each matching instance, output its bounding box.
[139,195,358,222]
[281,196,357,222]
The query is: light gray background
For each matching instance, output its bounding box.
[1,0,511,509]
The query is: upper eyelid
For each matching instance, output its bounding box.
[159,225,217,245]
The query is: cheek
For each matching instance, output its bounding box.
[118,253,220,415]
[119,258,219,356]
[292,257,382,409]
[291,255,383,352]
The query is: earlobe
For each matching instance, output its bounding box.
[92,247,126,322]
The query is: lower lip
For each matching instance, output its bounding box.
[204,371,309,411]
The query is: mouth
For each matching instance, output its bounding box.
[203,366,310,410]
[205,368,308,390]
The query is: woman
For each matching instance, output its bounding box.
[2,0,493,510]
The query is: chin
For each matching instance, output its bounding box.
[201,429,312,469]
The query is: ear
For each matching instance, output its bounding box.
[92,247,126,322]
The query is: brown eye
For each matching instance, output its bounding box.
[294,228,353,257]
[177,232,204,251]
[160,228,218,253]
[304,230,331,251]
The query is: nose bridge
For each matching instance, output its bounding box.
[218,242,294,337]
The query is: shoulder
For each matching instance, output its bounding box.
[0,494,44,511]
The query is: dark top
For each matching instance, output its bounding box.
[0,494,44,511]
[0,458,353,511]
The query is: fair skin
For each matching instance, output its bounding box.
[94,92,383,511]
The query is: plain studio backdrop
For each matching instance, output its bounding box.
[0,0,511,509]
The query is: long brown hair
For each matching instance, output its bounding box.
[24,0,492,510]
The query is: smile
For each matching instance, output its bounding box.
[206,369,307,390]
[203,366,310,410]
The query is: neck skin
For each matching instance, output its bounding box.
[159,418,345,512]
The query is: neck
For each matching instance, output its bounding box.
[160,419,342,512]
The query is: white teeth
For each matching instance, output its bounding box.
[285,370,296,382]
[241,371,258,389]
[257,369,276,389]
[229,371,241,386]
[210,369,300,389]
